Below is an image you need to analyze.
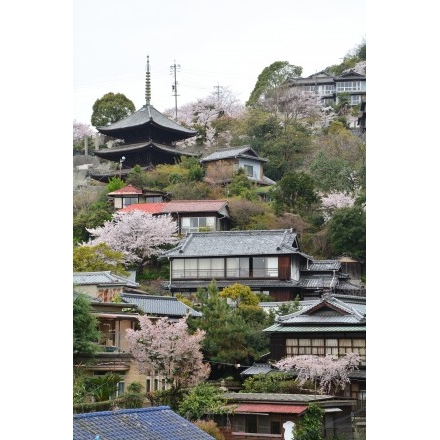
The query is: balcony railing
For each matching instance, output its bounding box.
[171,269,279,278]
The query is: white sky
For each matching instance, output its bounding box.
[73,0,366,125]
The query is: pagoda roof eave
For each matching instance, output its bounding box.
[94,141,200,159]
[96,104,197,137]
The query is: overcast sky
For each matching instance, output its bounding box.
[73,0,366,125]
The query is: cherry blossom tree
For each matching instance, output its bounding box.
[320,191,356,222]
[73,119,95,143]
[165,88,244,149]
[125,316,210,391]
[275,352,361,395]
[85,211,179,272]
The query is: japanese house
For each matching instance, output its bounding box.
[159,229,365,300]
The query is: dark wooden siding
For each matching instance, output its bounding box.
[278,256,290,280]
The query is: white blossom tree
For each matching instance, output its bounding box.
[165,88,244,149]
[275,352,361,395]
[125,316,210,391]
[73,119,95,143]
[320,191,356,222]
[85,211,179,272]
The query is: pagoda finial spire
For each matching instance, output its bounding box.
[145,55,151,105]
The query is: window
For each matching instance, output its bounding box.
[252,257,278,277]
[122,197,139,207]
[337,81,362,92]
[350,95,361,105]
[117,381,125,397]
[181,216,216,233]
[171,258,224,278]
[321,85,335,95]
[234,414,272,434]
[146,379,151,392]
[172,257,279,279]
[286,338,366,362]
[226,257,249,277]
[198,258,224,277]
[145,196,162,203]
[246,415,258,433]
[244,165,253,177]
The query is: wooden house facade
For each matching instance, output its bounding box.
[159,229,365,300]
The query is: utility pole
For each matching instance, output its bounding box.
[170,60,181,119]
[214,83,222,105]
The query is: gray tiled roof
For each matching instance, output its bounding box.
[91,140,199,157]
[73,271,140,288]
[276,295,365,325]
[121,293,202,317]
[336,280,366,292]
[264,324,366,332]
[301,260,341,271]
[200,146,265,162]
[162,279,301,290]
[160,229,303,258]
[240,363,276,376]
[222,392,333,403]
[297,276,338,289]
[97,104,197,136]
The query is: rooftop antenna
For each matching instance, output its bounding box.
[145,55,151,105]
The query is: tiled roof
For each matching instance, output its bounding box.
[297,276,338,289]
[73,271,140,288]
[222,392,333,403]
[107,184,143,196]
[97,104,197,136]
[336,280,366,292]
[232,403,307,414]
[275,295,365,325]
[119,203,167,214]
[93,141,199,157]
[161,229,302,258]
[163,279,301,290]
[118,199,230,216]
[162,199,229,214]
[200,146,266,162]
[73,406,215,440]
[240,363,276,376]
[263,324,366,332]
[301,260,341,271]
[121,293,202,317]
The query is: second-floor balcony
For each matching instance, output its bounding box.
[171,268,279,279]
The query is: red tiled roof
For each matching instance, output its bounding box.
[107,184,143,195]
[162,199,228,213]
[119,203,167,214]
[233,404,307,414]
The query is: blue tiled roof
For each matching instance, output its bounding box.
[73,406,215,440]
